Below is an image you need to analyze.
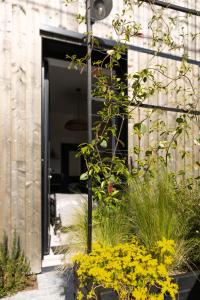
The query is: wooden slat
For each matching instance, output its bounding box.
[24,2,41,273]
[0,80,11,240]
[10,0,27,255]
[0,1,12,241]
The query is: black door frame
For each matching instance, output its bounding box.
[40,26,128,257]
[41,62,50,256]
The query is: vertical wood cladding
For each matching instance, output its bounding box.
[0,0,199,272]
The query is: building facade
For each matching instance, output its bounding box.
[0,0,200,273]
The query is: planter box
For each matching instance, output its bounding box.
[94,272,200,300]
[65,270,200,300]
[95,286,118,300]
[166,271,200,300]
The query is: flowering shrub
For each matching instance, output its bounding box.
[73,238,178,300]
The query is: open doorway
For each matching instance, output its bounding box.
[49,58,87,194]
[48,59,88,265]
[41,33,127,265]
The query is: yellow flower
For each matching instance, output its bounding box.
[157,264,168,277]
[164,255,173,265]
[156,237,175,256]
[72,238,178,300]
[132,287,148,300]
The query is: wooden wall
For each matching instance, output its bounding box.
[0,0,79,273]
[128,0,200,176]
[0,0,199,272]
[0,0,123,273]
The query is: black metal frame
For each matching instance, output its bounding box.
[41,63,50,256]
[142,0,200,16]
[86,0,93,254]
[40,24,200,66]
[137,103,200,116]
[128,44,200,67]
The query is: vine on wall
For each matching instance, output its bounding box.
[65,0,200,205]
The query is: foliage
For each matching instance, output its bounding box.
[61,203,89,254]
[126,170,193,271]
[0,232,30,298]
[93,205,128,247]
[65,169,199,272]
[64,0,200,207]
[63,203,128,255]
[176,184,200,267]
[64,0,200,275]
[76,45,200,205]
[73,238,178,300]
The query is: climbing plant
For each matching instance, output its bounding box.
[65,0,200,205]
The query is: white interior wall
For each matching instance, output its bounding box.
[49,60,87,173]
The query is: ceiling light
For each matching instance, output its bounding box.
[64,88,87,131]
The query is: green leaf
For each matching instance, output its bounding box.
[158,141,166,149]
[141,124,147,134]
[134,146,140,154]
[133,123,141,130]
[133,123,147,135]
[111,190,119,196]
[80,172,88,181]
[145,150,152,156]
[109,175,115,183]
[176,128,183,134]
[194,137,200,146]
[100,140,107,148]
[89,169,93,176]
[118,139,125,148]
[181,151,187,159]
[176,117,184,123]
[178,170,185,176]
[195,161,200,167]
[116,53,121,60]
[171,140,177,149]
[101,181,106,189]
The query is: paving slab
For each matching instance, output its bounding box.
[3,267,71,300]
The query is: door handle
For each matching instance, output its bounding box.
[48,175,52,179]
